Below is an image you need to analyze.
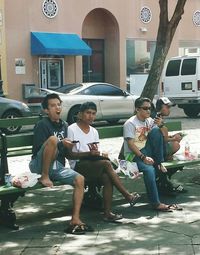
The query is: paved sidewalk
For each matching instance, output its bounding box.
[1,128,200,255]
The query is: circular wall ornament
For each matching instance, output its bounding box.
[193,10,200,26]
[140,6,152,23]
[42,0,58,19]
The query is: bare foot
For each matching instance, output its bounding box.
[103,212,123,222]
[39,177,53,187]
[154,203,173,212]
[70,220,83,226]
[128,192,141,206]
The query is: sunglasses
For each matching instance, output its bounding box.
[139,107,151,111]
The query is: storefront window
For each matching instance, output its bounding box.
[126,39,156,76]
[126,39,156,93]
[40,58,63,89]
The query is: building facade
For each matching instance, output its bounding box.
[0,0,200,101]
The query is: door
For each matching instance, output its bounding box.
[83,39,104,82]
[40,58,63,89]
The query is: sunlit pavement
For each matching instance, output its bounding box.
[1,113,200,254]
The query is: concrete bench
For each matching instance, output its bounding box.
[0,116,199,230]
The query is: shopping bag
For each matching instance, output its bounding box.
[12,172,41,188]
[118,160,142,179]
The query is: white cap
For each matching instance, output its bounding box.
[156,97,176,111]
[159,97,175,106]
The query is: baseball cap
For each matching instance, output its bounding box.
[156,97,176,111]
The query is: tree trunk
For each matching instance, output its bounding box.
[141,0,187,100]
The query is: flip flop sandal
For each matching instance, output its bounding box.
[103,213,123,223]
[64,224,85,235]
[80,223,94,232]
[154,205,173,212]
[168,204,183,211]
[130,193,141,207]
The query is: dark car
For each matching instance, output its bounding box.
[0,97,32,134]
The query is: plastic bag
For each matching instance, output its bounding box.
[12,172,41,188]
[118,160,142,179]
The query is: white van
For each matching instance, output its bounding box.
[162,55,200,117]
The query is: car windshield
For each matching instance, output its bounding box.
[67,86,87,95]
[55,84,83,94]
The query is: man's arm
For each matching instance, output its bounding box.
[159,126,182,143]
[126,138,144,158]
[126,138,154,165]
[66,149,99,160]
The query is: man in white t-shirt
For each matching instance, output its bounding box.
[68,102,140,222]
[123,97,182,212]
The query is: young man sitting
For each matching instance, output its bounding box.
[29,93,92,235]
[155,97,186,194]
[67,101,140,222]
[123,97,182,212]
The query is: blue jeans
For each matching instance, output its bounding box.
[134,127,165,205]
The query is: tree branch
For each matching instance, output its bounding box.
[169,0,187,28]
[159,0,168,27]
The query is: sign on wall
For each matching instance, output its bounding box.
[15,58,25,74]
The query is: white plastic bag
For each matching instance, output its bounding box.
[118,160,142,179]
[12,172,41,188]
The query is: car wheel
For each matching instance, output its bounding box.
[183,107,199,118]
[107,119,119,125]
[67,106,81,124]
[2,110,22,134]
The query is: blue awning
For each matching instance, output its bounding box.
[31,32,92,56]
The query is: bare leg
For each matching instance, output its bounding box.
[70,175,85,225]
[167,141,180,160]
[40,136,57,187]
[102,173,113,217]
[102,160,135,202]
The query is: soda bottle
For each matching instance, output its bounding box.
[184,141,190,158]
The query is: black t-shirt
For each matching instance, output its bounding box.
[32,117,68,165]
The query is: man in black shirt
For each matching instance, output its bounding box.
[29,93,90,234]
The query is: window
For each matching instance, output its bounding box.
[181,58,196,75]
[126,39,156,76]
[166,60,181,76]
[91,84,124,96]
[78,84,124,96]
[40,58,63,89]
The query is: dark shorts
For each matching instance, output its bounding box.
[75,159,110,182]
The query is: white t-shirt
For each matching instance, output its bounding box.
[123,115,154,157]
[67,123,99,169]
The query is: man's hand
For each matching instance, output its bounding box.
[62,139,74,149]
[154,116,163,127]
[143,156,154,165]
[172,133,182,142]
[158,163,167,173]
[90,150,100,156]
[88,142,99,151]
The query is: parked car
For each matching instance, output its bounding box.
[55,83,83,93]
[162,55,200,117]
[28,83,139,124]
[0,97,32,134]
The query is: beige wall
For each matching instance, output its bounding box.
[0,0,7,94]
[2,0,200,101]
